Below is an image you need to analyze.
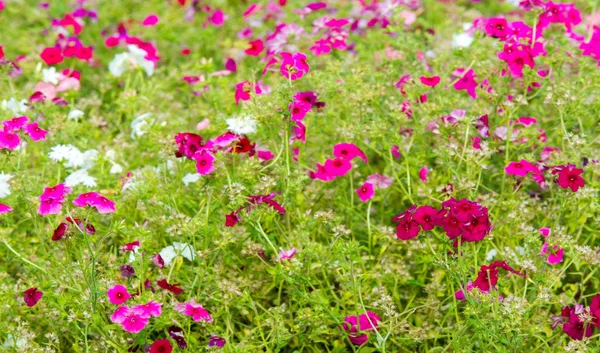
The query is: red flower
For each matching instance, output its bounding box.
[393,206,420,240]
[23,287,43,307]
[553,164,584,192]
[157,279,183,295]
[413,205,438,231]
[149,339,173,353]
[40,47,64,65]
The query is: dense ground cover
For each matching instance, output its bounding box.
[1,0,600,352]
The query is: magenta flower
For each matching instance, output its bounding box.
[0,203,12,214]
[289,100,311,121]
[40,183,72,200]
[132,301,163,318]
[280,52,309,80]
[485,17,509,38]
[552,164,584,192]
[0,131,20,150]
[453,68,478,99]
[175,299,213,323]
[23,287,43,307]
[393,206,421,240]
[142,14,159,26]
[245,39,264,57]
[38,197,64,216]
[23,122,48,141]
[419,166,429,183]
[540,242,564,265]
[324,158,352,177]
[455,261,524,300]
[539,227,551,237]
[391,146,401,159]
[107,284,131,305]
[333,143,368,164]
[234,81,261,105]
[193,150,216,175]
[111,306,149,333]
[149,340,172,353]
[2,116,29,131]
[73,192,116,214]
[419,75,440,87]
[355,182,374,202]
[342,312,381,346]
[505,160,537,177]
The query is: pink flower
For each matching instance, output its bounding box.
[193,150,216,175]
[0,131,20,150]
[234,81,261,105]
[38,197,64,216]
[394,206,421,240]
[0,203,12,214]
[142,14,159,26]
[72,192,116,214]
[453,69,478,99]
[539,228,551,237]
[277,248,297,261]
[40,47,63,65]
[324,158,352,177]
[419,75,440,87]
[485,17,509,39]
[366,174,392,189]
[280,52,309,80]
[23,287,43,307]
[414,205,438,231]
[355,182,374,202]
[419,166,429,182]
[132,301,163,318]
[107,284,131,305]
[175,300,213,323]
[391,146,401,159]
[540,242,564,265]
[111,306,149,333]
[333,143,368,163]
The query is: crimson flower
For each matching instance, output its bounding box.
[23,287,43,307]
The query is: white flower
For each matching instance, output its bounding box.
[486,249,498,262]
[182,173,200,186]
[128,245,141,263]
[42,67,61,85]
[110,161,123,174]
[2,97,28,117]
[131,113,153,139]
[0,172,13,199]
[108,45,154,77]
[452,32,474,48]
[159,242,196,267]
[65,169,97,187]
[3,334,25,348]
[68,109,85,121]
[49,144,97,169]
[226,115,258,135]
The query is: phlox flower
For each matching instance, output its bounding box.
[174,132,204,159]
[159,242,196,267]
[393,205,420,240]
[40,47,63,65]
[208,334,226,348]
[366,174,392,188]
[453,68,478,99]
[280,52,309,80]
[110,306,149,333]
[23,122,48,141]
[540,242,564,265]
[245,39,264,56]
[277,248,297,261]
[142,14,159,26]
[168,326,188,349]
[552,164,584,192]
[51,217,96,241]
[72,192,116,214]
[333,143,368,164]
[419,75,440,87]
[0,203,12,214]
[289,100,311,121]
[554,305,595,340]
[0,172,13,198]
[65,169,97,188]
[324,158,352,177]
[132,301,163,318]
[234,81,262,105]
[342,312,380,346]
[485,17,509,39]
[107,284,131,305]
[419,166,429,183]
[455,261,524,300]
[2,116,29,132]
[149,339,172,353]
[193,150,216,175]
[226,115,257,135]
[175,299,213,323]
[23,287,43,307]
[0,131,20,150]
[505,159,538,177]
[157,279,184,295]
[355,182,374,202]
[413,205,438,231]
